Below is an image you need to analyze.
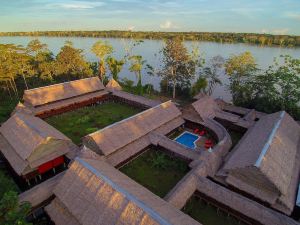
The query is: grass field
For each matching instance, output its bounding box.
[120,147,190,198]
[45,102,141,145]
[182,195,248,225]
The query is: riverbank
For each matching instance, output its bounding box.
[1,30,300,47]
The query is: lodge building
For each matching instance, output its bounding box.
[0,76,299,225]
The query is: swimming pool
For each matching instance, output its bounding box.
[175,132,200,149]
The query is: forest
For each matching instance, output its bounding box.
[1,37,300,123]
[1,30,300,47]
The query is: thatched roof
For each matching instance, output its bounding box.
[221,111,300,214]
[111,90,161,108]
[83,101,181,156]
[45,158,200,225]
[192,95,220,120]
[106,78,122,90]
[19,172,65,208]
[0,113,73,175]
[196,177,299,225]
[23,77,105,107]
[32,90,109,116]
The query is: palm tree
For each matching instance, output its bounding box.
[106,57,125,81]
[129,55,146,94]
[91,40,113,82]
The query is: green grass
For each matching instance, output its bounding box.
[0,99,18,124]
[120,148,190,198]
[45,102,141,145]
[182,195,248,225]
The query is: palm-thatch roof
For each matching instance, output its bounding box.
[23,77,105,107]
[220,111,300,215]
[83,101,181,156]
[106,78,122,91]
[45,158,200,225]
[192,95,220,120]
[111,90,161,108]
[0,112,74,175]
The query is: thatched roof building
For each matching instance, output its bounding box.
[0,112,75,177]
[192,95,220,120]
[83,101,181,157]
[45,158,200,225]
[22,77,109,117]
[220,111,300,215]
[106,78,122,91]
[24,77,105,107]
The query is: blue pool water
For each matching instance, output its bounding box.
[175,132,199,149]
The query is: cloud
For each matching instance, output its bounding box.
[260,28,290,35]
[272,28,289,35]
[160,20,178,29]
[285,12,300,20]
[47,1,105,10]
[128,25,135,31]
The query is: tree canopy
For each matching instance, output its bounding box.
[1,31,299,47]
[158,38,196,98]
[91,40,113,81]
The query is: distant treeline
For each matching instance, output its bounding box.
[1,30,300,47]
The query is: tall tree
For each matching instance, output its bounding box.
[202,55,224,96]
[27,39,55,81]
[129,55,146,94]
[91,40,113,81]
[56,41,93,80]
[26,39,47,55]
[225,51,258,103]
[106,57,125,81]
[158,38,196,99]
[247,55,300,116]
[0,44,30,97]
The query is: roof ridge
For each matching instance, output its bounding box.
[76,158,171,225]
[87,100,174,137]
[24,77,100,92]
[254,111,285,168]
[15,113,48,139]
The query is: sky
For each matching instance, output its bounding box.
[0,0,300,35]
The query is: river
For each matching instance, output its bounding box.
[1,36,300,101]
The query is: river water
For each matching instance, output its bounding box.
[1,36,300,101]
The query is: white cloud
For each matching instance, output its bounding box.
[272,28,289,35]
[47,1,105,10]
[128,25,135,31]
[260,28,290,35]
[261,29,268,34]
[160,20,178,29]
[285,12,300,20]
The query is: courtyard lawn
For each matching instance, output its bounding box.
[120,147,190,198]
[45,102,141,145]
[182,195,248,225]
